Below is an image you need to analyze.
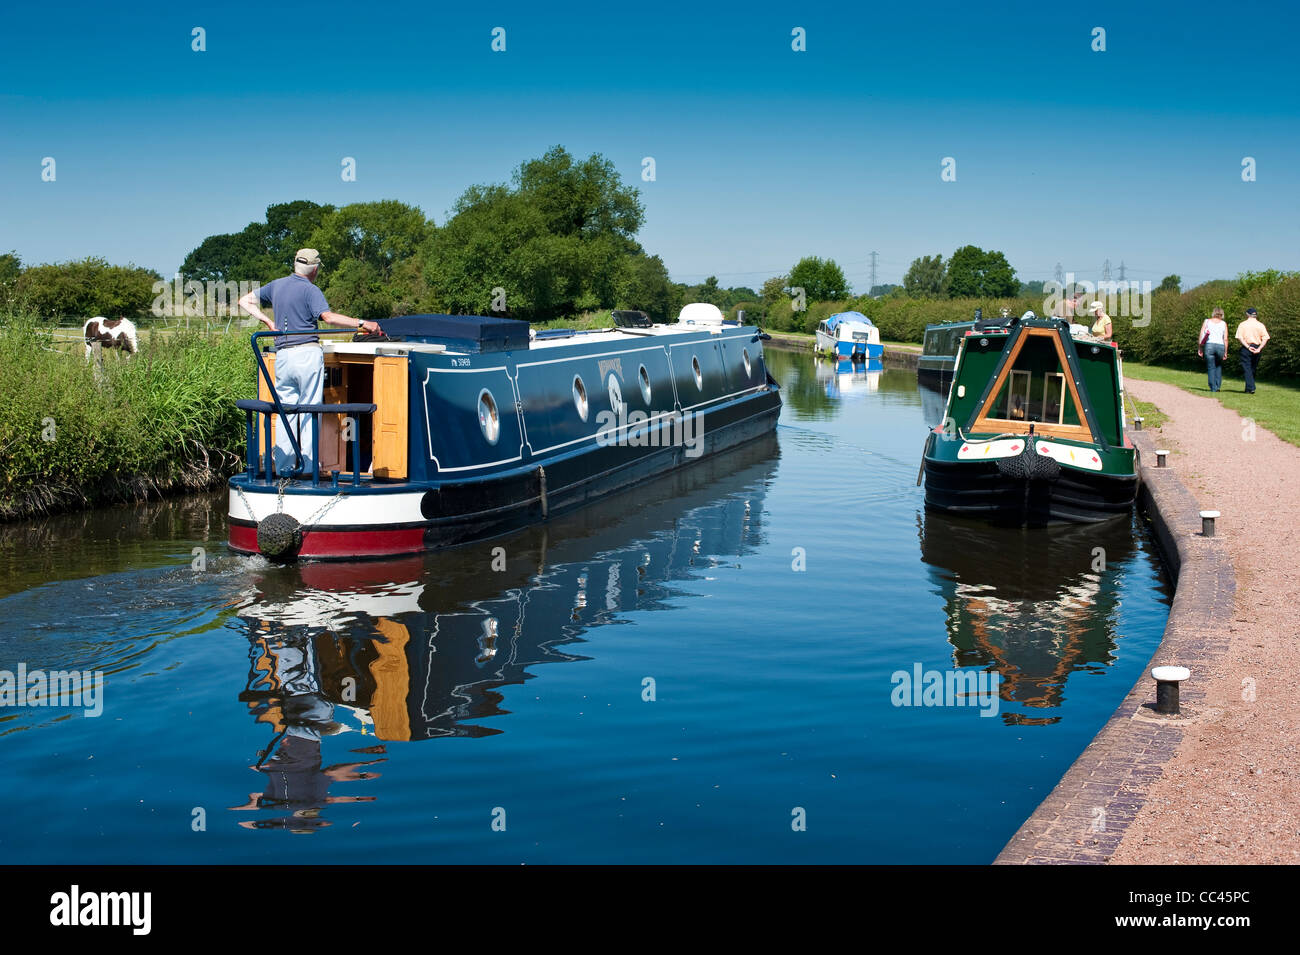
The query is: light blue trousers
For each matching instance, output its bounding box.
[273,344,324,475]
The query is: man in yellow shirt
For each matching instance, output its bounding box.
[1234,307,1270,394]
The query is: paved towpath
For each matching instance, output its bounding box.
[1109,378,1300,863]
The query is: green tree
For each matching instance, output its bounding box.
[724,286,759,308]
[14,258,160,319]
[903,254,947,297]
[180,224,280,284]
[308,200,434,277]
[425,146,648,321]
[1158,274,1181,293]
[683,275,727,307]
[265,200,333,262]
[515,145,644,240]
[788,256,850,301]
[761,275,789,301]
[320,259,394,321]
[616,253,676,320]
[180,201,336,283]
[945,245,1018,298]
[0,251,21,308]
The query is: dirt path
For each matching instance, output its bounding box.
[1110,378,1300,863]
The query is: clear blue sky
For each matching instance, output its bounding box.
[1,0,1296,291]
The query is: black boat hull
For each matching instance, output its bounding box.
[923,451,1141,526]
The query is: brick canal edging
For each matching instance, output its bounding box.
[760,332,921,370]
[882,345,919,370]
[994,430,1236,864]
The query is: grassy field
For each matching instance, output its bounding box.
[46,318,256,354]
[1123,360,1300,446]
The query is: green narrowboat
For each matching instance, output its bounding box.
[921,314,1139,525]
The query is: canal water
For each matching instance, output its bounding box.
[0,347,1171,863]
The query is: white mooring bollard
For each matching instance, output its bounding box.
[1151,666,1190,715]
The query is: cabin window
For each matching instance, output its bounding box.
[477,389,500,445]
[639,364,652,404]
[691,356,703,390]
[742,348,752,378]
[852,332,870,342]
[1041,373,1067,425]
[992,370,1034,421]
[979,333,1084,431]
[573,375,589,421]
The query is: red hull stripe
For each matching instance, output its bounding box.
[228,522,425,558]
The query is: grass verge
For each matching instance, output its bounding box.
[1123,360,1300,446]
[0,315,255,520]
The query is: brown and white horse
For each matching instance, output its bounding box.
[83,316,139,360]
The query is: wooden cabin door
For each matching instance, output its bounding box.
[372,355,408,479]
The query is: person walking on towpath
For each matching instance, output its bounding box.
[1197,306,1229,392]
[1234,306,1269,394]
[238,249,380,474]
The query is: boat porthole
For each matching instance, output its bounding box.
[691,356,703,390]
[607,374,623,415]
[980,338,989,347]
[638,364,652,404]
[477,389,500,445]
[573,375,589,421]
[742,348,752,378]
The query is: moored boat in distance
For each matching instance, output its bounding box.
[815,311,882,361]
[918,317,976,393]
[920,313,1139,525]
[228,304,781,560]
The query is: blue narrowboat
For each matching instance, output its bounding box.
[227,304,782,560]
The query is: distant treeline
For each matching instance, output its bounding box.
[752,270,1300,380]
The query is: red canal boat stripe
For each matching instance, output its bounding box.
[228,523,425,558]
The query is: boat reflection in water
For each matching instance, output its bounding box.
[227,434,778,831]
[815,356,883,399]
[919,509,1141,725]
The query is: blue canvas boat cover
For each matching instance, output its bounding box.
[826,311,874,329]
[376,314,530,352]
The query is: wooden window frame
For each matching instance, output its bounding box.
[970,328,1094,441]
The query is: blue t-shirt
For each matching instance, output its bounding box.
[259,274,330,347]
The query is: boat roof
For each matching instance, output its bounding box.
[318,321,753,357]
[826,311,874,328]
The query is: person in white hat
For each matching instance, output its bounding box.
[238,250,380,474]
[1088,302,1113,342]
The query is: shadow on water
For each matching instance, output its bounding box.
[224,434,781,832]
[919,508,1168,725]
